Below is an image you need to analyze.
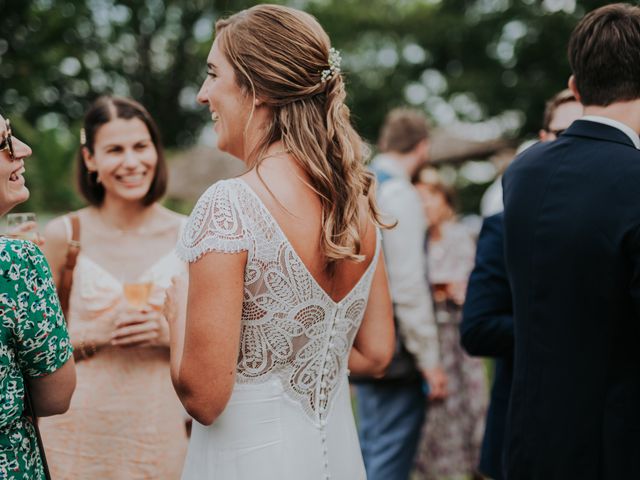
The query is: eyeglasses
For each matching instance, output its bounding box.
[0,119,15,160]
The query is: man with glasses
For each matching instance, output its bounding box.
[538,89,582,141]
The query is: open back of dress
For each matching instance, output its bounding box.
[177,178,379,480]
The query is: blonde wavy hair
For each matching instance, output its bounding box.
[215,4,388,266]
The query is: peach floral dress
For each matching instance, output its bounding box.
[39,248,188,479]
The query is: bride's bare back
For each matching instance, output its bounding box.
[241,154,378,303]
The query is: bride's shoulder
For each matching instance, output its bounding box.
[177,178,254,262]
[186,178,264,233]
[198,178,250,202]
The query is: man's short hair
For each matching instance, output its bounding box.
[542,89,577,131]
[378,108,429,154]
[568,3,640,106]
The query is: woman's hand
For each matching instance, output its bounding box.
[84,308,119,348]
[111,307,170,348]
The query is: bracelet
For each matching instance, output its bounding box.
[79,335,97,360]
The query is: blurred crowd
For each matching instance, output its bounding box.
[1,3,639,480]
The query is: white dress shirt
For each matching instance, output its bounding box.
[581,115,640,149]
[372,154,440,371]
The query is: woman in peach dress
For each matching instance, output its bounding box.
[38,96,188,479]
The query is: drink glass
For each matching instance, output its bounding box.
[6,212,38,241]
[123,281,153,309]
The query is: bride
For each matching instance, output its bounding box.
[170,4,394,479]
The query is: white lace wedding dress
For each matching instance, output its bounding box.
[176,178,380,480]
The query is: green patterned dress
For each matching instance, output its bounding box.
[0,238,73,479]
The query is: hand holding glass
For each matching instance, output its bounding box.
[123,281,153,309]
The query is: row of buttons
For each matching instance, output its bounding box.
[318,310,340,479]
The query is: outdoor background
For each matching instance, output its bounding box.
[0,0,615,218]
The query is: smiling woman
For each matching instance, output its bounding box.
[0,117,31,213]
[37,97,188,479]
[0,113,76,480]
[172,4,394,480]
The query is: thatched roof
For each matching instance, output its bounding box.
[166,145,245,201]
[166,129,511,203]
[430,128,511,164]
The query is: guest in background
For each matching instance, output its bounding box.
[413,172,488,480]
[502,4,640,476]
[38,96,187,479]
[0,112,76,479]
[460,212,511,480]
[354,108,446,480]
[461,88,582,480]
[480,89,582,217]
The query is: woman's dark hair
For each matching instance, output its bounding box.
[77,96,167,206]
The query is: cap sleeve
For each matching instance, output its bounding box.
[176,180,251,262]
[5,241,73,378]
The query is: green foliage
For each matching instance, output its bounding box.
[0,0,618,214]
[9,118,84,213]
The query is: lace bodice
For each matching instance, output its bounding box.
[176,179,380,426]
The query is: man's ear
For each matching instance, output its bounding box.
[416,138,430,162]
[539,129,551,142]
[568,75,581,103]
[82,146,97,172]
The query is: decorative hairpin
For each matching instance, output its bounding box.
[321,47,342,83]
[80,128,86,146]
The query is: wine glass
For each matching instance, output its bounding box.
[122,277,153,309]
[6,212,38,241]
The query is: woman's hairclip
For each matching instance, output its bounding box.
[321,48,342,83]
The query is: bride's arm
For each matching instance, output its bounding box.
[166,273,188,384]
[170,251,247,426]
[348,251,395,377]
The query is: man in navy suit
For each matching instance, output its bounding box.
[461,212,512,480]
[461,91,582,480]
[502,4,640,478]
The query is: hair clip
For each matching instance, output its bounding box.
[320,47,342,83]
[80,128,86,146]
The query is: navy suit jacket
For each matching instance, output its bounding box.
[461,213,513,480]
[503,120,640,479]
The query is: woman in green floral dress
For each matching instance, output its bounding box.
[0,113,76,479]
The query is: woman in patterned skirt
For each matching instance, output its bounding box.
[413,173,488,480]
[0,112,76,479]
